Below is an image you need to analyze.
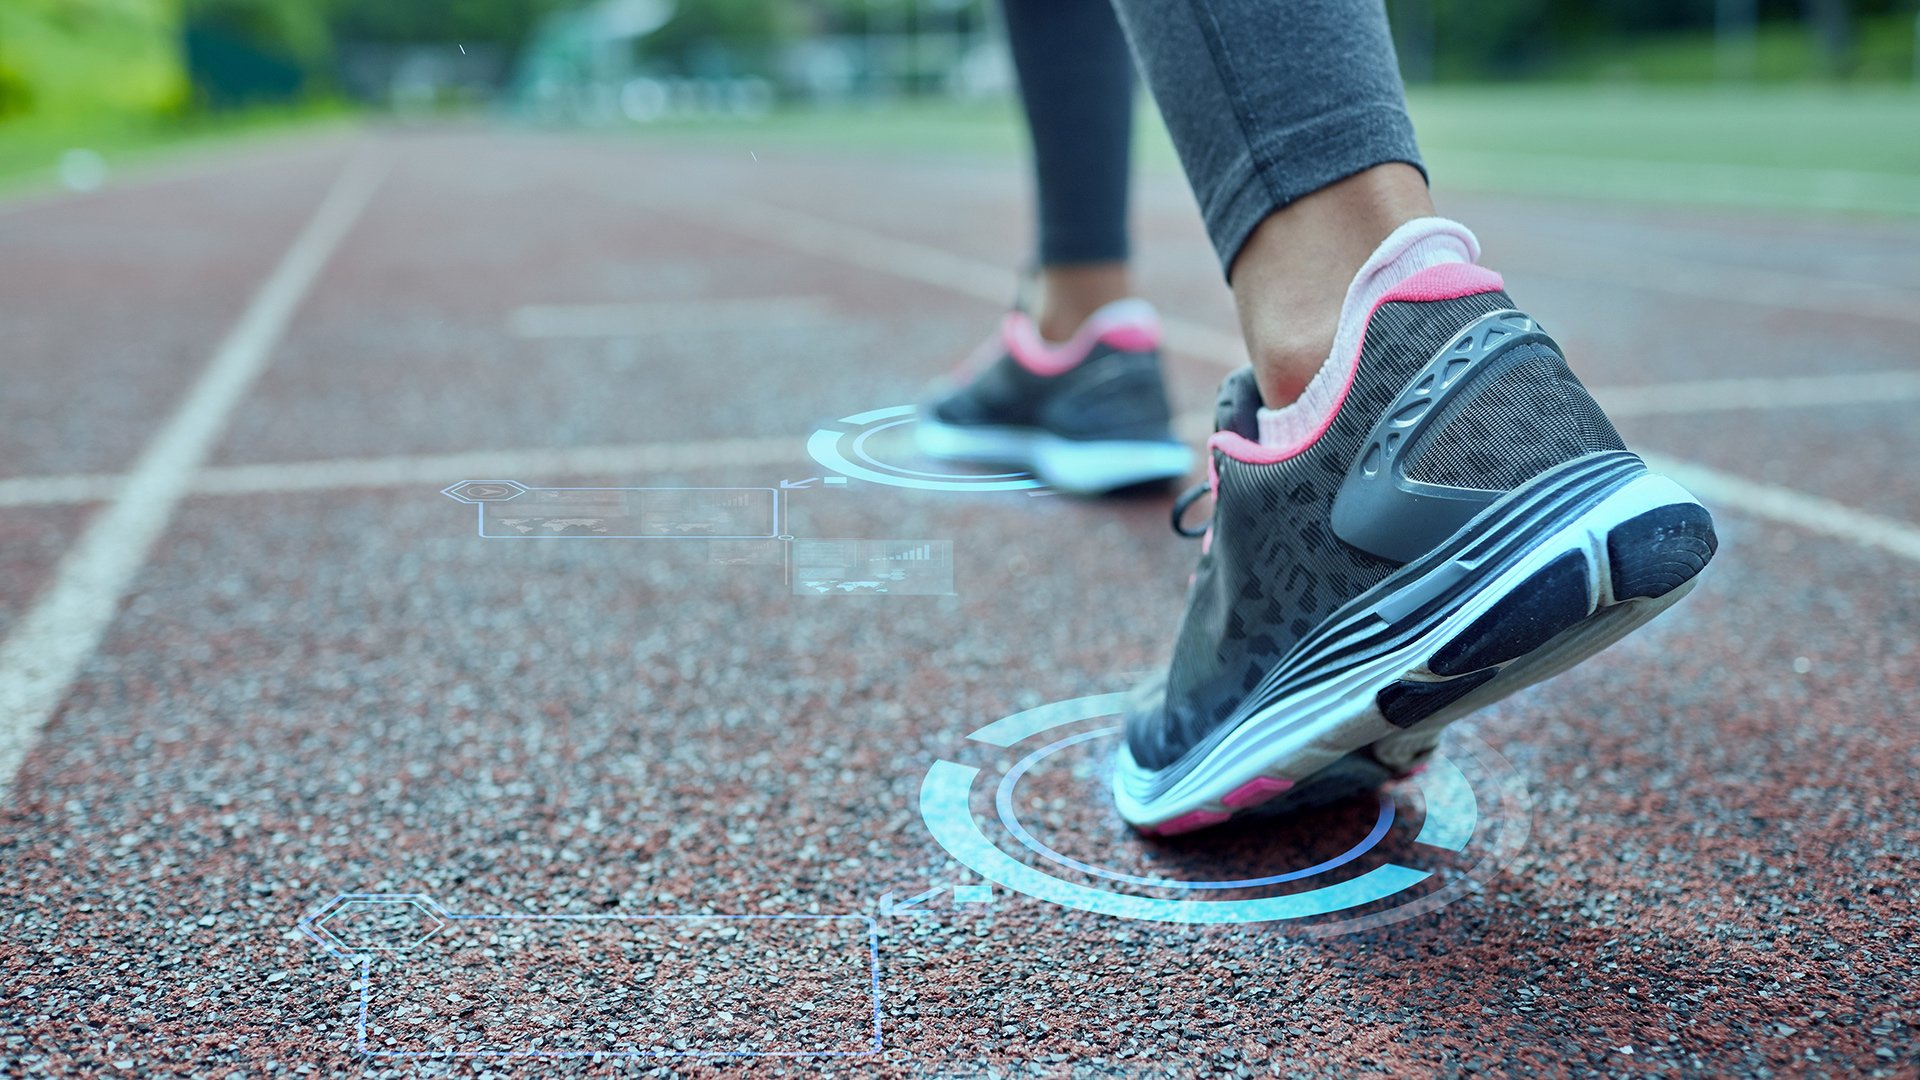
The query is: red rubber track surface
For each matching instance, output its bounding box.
[1,131,1915,1077]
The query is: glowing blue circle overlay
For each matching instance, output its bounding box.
[807,405,1045,492]
[993,725,1396,890]
[918,692,1485,924]
[851,417,1028,481]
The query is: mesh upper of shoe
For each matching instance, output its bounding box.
[1126,289,1626,772]
[1402,347,1625,490]
[928,344,1177,442]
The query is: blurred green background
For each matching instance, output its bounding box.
[1,0,1916,210]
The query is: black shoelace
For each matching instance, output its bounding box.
[1171,482,1212,538]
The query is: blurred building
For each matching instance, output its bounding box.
[336,44,510,118]
[508,0,1006,125]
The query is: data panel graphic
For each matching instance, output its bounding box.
[790,538,956,595]
[443,483,779,539]
[299,895,882,1060]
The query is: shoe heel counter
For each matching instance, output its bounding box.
[1407,337,1623,480]
[1331,309,1626,563]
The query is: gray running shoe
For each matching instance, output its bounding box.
[1117,265,1717,835]
[916,300,1193,494]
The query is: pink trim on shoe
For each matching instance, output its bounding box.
[1221,776,1295,809]
[1003,299,1162,377]
[1209,263,1505,466]
[1378,262,1502,303]
[1144,808,1232,837]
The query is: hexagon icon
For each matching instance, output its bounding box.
[308,895,448,954]
[441,480,527,503]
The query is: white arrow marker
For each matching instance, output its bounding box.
[878,886,944,917]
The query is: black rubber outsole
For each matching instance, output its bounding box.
[1371,501,1718,743]
[1134,497,1719,833]
[1263,502,1719,814]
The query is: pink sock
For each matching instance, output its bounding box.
[1256,218,1480,449]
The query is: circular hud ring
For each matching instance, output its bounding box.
[807,405,1044,492]
[918,692,1531,927]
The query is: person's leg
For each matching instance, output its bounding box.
[1102,0,1719,834]
[1001,0,1138,341]
[1107,0,1432,402]
[911,0,1193,495]
[1031,264,1133,344]
[1228,165,1434,402]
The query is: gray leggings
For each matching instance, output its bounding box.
[1004,0,1424,276]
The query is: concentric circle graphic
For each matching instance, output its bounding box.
[807,405,1045,492]
[995,727,1400,890]
[919,692,1532,929]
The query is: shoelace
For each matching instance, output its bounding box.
[1171,482,1212,538]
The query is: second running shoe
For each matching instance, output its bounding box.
[916,299,1193,495]
[1117,262,1718,835]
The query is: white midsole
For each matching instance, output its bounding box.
[914,419,1194,495]
[1113,471,1703,826]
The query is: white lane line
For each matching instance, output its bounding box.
[509,296,837,338]
[0,437,806,509]
[4,415,1918,575]
[668,196,1920,564]
[681,195,1920,347]
[1,426,1914,603]
[668,196,1252,368]
[6,365,1916,511]
[1595,370,1920,418]
[685,198,1920,408]
[0,474,124,509]
[188,436,804,495]
[1643,452,1920,566]
[688,197,1010,303]
[1523,254,1920,326]
[0,153,386,794]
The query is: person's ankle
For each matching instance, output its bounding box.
[1229,164,1436,408]
[1035,262,1132,342]
[1248,329,1334,407]
[1249,216,1481,448]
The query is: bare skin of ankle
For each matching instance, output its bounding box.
[1035,262,1132,342]
[1229,163,1436,407]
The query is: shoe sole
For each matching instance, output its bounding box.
[1113,451,1717,835]
[914,417,1194,495]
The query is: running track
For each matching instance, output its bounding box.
[1,129,1916,1076]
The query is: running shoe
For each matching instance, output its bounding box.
[915,299,1193,494]
[1116,263,1718,835]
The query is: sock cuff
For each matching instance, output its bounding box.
[1256,217,1479,450]
[1365,217,1481,275]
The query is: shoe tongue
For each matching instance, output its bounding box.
[1214,366,1263,438]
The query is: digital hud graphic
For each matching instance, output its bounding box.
[3,47,1918,1079]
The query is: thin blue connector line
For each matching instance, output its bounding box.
[300,897,882,1059]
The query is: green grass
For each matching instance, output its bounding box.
[5,81,1911,216]
[0,0,183,120]
[1553,14,1918,84]
[0,104,352,196]
[1411,85,1920,214]
[1408,85,1919,173]
[629,84,1920,215]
